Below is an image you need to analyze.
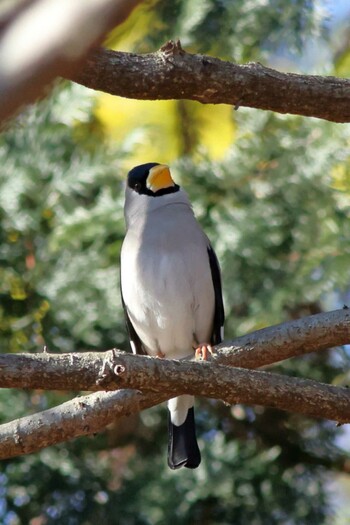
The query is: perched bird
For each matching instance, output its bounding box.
[120,163,224,469]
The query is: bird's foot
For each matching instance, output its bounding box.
[195,344,214,361]
[156,350,165,358]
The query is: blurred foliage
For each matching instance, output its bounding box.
[108,0,328,60]
[1,0,350,524]
[0,84,126,353]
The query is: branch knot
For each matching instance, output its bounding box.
[159,39,185,63]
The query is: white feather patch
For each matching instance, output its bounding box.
[130,340,137,355]
[220,326,225,341]
[168,395,194,426]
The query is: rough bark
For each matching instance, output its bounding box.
[0,390,166,459]
[2,350,349,420]
[1,363,350,460]
[215,308,350,368]
[0,309,348,391]
[1,6,349,126]
[0,309,349,459]
[68,41,350,123]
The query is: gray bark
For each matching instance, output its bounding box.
[69,41,350,123]
[0,308,349,459]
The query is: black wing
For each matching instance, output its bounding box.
[120,284,146,355]
[207,245,225,345]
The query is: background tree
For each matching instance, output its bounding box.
[1,1,350,524]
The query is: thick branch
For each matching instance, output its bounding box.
[1,355,350,459]
[2,346,350,420]
[216,308,350,368]
[0,309,348,391]
[0,0,142,125]
[0,308,349,459]
[68,42,350,123]
[0,390,168,459]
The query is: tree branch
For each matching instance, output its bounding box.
[0,390,167,460]
[215,308,350,368]
[0,0,142,125]
[68,41,350,123]
[0,309,349,391]
[0,309,349,458]
[0,357,349,459]
[1,347,350,420]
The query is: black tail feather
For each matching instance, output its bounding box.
[167,407,201,469]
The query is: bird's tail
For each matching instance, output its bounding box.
[167,395,201,469]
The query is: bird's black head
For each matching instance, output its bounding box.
[127,163,180,197]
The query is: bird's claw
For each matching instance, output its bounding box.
[195,344,214,361]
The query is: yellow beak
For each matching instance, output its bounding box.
[147,164,175,192]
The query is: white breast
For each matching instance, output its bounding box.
[121,199,215,360]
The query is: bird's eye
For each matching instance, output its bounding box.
[134,182,142,192]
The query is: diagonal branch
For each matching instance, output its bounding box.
[1,6,349,125]
[0,390,167,460]
[215,308,350,368]
[0,309,349,391]
[67,41,350,123]
[0,0,143,125]
[0,309,349,459]
[1,358,350,459]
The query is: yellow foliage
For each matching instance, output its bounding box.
[104,1,158,52]
[42,208,54,219]
[96,2,236,167]
[335,47,350,77]
[7,231,19,243]
[10,277,27,301]
[11,331,28,348]
[95,97,179,169]
[188,102,236,160]
[95,94,235,169]
[331,163,350,193]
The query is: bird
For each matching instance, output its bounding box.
[120,163,224,469]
